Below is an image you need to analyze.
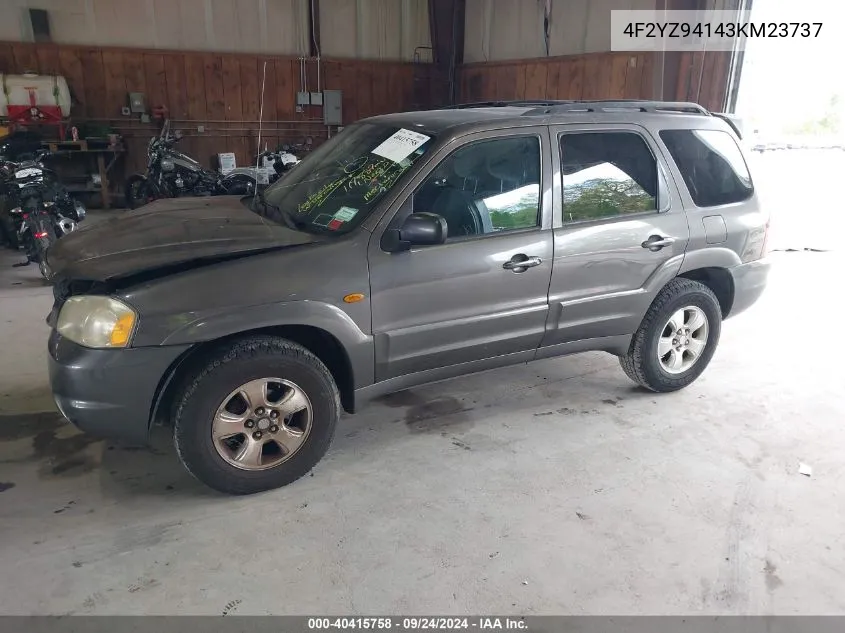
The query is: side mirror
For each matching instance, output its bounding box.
[382,212,447,252]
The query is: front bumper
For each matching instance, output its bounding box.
[728,257,771,318]
[48,330,190,444]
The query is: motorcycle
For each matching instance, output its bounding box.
[125,120,258,210]
[0,152,85,279]
[271,145,303,180]
[227,137,310,190]
[238,145,302,187]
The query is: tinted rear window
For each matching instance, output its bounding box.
[660,129,753,207]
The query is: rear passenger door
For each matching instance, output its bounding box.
[539,124,690,353]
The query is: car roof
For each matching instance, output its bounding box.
[364,106,534,136]
[362,100,734,138]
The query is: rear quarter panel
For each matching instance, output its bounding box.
[648,116,768,268]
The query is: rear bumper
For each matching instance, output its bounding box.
[728,257,771,318]
[48,330,190,444]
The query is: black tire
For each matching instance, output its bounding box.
[125,175,155,210]
[0,212,19,249]
[222,174,256,196]
[173,336,340,495]
[619,278,722,392]
[31,216,57,262]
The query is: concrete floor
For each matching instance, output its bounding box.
[1,155,844,615]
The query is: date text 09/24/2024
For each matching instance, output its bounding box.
[622,21,823,39]
[307,618,527,630]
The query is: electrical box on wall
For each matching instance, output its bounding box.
[296,92,310,106]
[128,92,146,113]
[310,92,323,106]
[323,90,342,126]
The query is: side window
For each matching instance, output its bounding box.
[560,132,658,223]
[660,129,753,207]
[413,136,541,239]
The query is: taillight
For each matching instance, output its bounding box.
[35,231,48,239]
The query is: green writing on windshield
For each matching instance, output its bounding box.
[297,176,350,213]
[296,153,415,214]
[347,157,411,202]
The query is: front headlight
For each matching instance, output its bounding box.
[57,296,137,348]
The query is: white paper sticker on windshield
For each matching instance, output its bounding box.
[372,128,430,163]
[334,206,358,222]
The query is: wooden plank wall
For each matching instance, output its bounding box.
[0,41,447,174]
[459,53,655,103]
[673,51,732,112]
[458,50,731,112]
[0,40,731,192]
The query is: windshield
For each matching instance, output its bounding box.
[260,123,435,235]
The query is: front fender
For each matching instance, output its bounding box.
[222,168,259,180]
[153,300,375,388]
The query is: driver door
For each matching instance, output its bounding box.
[367,126,554,382]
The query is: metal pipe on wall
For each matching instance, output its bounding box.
[81,118,325,125]
[311,0,321,91]
[119,131,329,139]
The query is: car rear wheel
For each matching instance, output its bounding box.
[619,278,722,392]
[173,336,340,495]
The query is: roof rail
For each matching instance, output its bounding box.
[712,112,743,139]
[445,100,576,109]
[521,100,710,116]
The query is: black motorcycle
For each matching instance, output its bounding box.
[0,154,85,279]
[125,120,257,210]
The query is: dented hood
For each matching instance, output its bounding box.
[47,197,321,282]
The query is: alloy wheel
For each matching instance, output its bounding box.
[211,377,313,471]
[657,306,709,374]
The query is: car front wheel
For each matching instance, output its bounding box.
[173,336,340,494]
[619,278,722,392]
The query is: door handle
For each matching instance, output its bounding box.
[641,235,676,251]
[503,254,542,272]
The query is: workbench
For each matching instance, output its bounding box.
[43,141,126,209]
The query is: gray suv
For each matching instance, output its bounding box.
[46,101,770,494]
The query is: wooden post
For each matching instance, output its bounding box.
[97,153,110,209]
